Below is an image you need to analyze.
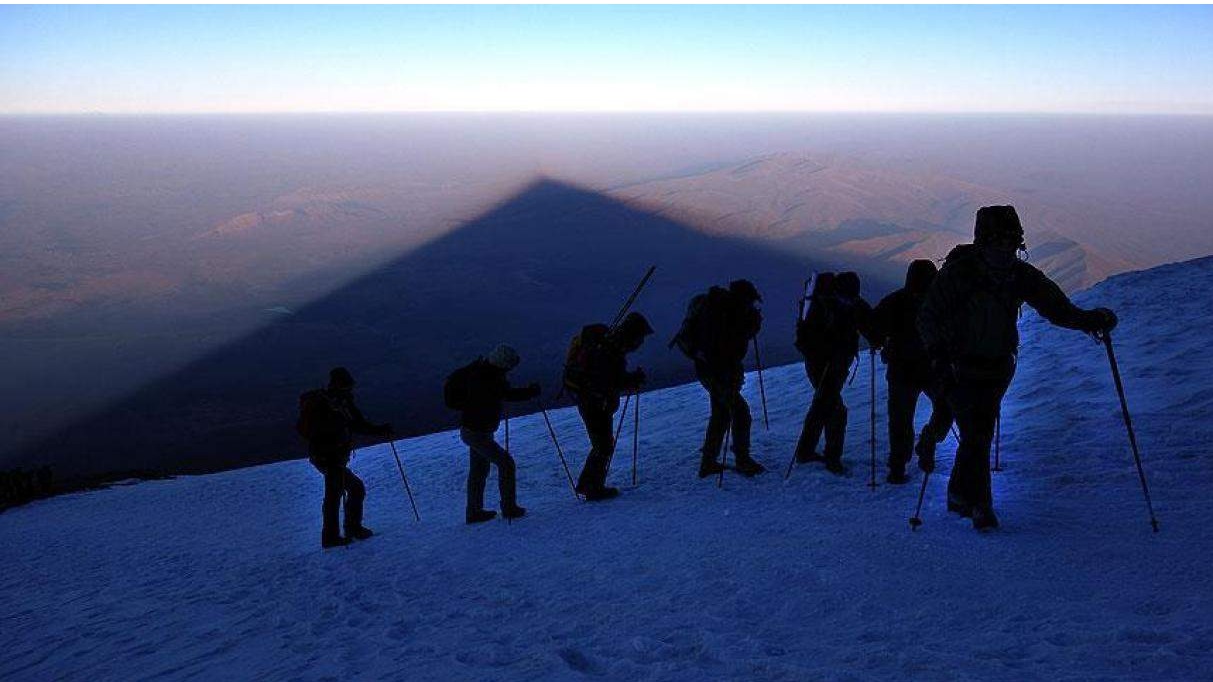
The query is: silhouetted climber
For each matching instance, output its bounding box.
[444,345,540,523]
[869,260,954,484]
[673,279,767,478]
[793,271,874,475]
[297,367,393,549]
[918,205,1118,531]
[564,312,654,501]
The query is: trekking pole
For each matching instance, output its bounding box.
[753,336,770,431]
[718,424,731,489]
[388,440,421,522]
[609,265,657,330]
[909,472,929,531]
[632,391,640,486]
[868,349,878,490]
[605,392,632,474]
[1099,332,1160,533]
[992,413,1003,472]
[539,406,582,501]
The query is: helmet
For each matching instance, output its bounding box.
[974,205,1025,249]
[728,279,762,303]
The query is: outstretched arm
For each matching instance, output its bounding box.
[1020,266,1114,333]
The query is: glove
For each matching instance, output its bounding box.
[1083,307,1118,334]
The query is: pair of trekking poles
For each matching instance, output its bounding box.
[909,331,1160,533]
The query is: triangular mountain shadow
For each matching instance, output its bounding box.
[20,179,900,479]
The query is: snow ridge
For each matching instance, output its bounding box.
[2,257,1211,681]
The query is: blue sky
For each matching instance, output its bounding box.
[1,4,1211,114]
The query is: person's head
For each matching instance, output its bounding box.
[974,205,1026,251]
[614,312,654,352]
[486,344,520,372]
[811,272,836,298]
[728,279,762,305]
[905,259,938,294]
[835,271,861,298]
[328,366,356,392]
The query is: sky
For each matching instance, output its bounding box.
[2,4,1212,115]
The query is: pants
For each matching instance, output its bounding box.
[886,371,953,470]
[695,361,752,463]
[311,457,365,537]
[947,370,1013,510]
[461,427,518,513]
[576,397,617,491]
[795,358,850,461]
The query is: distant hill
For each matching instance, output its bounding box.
[611,153,1130,291]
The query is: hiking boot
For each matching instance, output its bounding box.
[824,457,847,476]
[582,486,620,502]
[501,505,527,520]
[795,449,824,464]
[466,509,498,525]
[946,493,973,518]
[345,525,375,541]
[698,458,725,478]
[971,506,1000,531]
[734,457,767,477]
[886,466,909,485]
[321,533,352,549]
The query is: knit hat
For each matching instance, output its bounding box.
[487,344,520,370]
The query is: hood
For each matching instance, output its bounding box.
[905,259,938,294]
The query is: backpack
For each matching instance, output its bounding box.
[297,389,344,442]
[957,264,1023,361]
[795,295,837,362]
[443,362,476,411]
[563,323,610,394]
[672,291,719,359]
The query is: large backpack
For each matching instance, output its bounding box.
[563,323,610,394]
[672,290,722,360]
[297,389,344,442]
[443,362,477,411]
[956,262,1023,361]
[795,295,837,362]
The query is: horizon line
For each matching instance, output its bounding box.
[3,110,1211,118]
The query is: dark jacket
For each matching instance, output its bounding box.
[918,244,1089,373]
[307,389,386,464]
[870,265,935,381]
[457,359,541,432]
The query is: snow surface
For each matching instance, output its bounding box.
[3,257,1212,681]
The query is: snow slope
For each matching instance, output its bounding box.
[2,256,1212,681]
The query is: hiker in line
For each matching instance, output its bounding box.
[869,259,954,484]
[918,205,1118,531]
[792,271,874,475]
[672,279,767,478]
[298,367,393,549]
[444,345,540,524]
[564,312,654,501]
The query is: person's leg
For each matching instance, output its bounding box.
[886,375,918,472]
[919,384,954,454]
[461,430,492,514]
[794,361,829,459]
[818,364,850,465]
[576,400,616,492]
[948,376,1005,513]
[342,467,366,533]
[312,457,345,543]
[697,365,729,466]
